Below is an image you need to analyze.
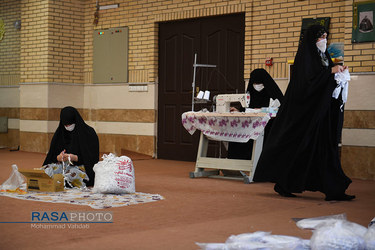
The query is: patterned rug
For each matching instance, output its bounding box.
[0,188,164,209]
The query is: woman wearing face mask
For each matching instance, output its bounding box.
[227,68,284,161]
[253,25,354,201]
[43,106,99,187]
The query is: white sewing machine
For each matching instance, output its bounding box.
[215,93,250,113]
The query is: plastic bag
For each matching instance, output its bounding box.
[196,243,228,250]
[296,213,347,230]
[197,231,309,250]
[43,163,89,189]
[225,231,271,244]
[297,214,367,250]
[43,163,63,177]
[0,164,27,194]
[365,219,375,250]
[310,220,366,250]
[224,231,275,250]
[64,165,89,188]
[92,153,135,194]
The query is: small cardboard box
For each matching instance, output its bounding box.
[19,169,64,192]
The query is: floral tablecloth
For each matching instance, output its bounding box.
[182,111,271,142]
[0,187,164,209]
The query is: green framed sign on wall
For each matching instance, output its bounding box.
[352,1,375,43]
[299,17,330,46]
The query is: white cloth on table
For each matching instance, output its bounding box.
[181,111,270,143]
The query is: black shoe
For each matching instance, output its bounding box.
[274,184,296,197]
[325,194,356,201]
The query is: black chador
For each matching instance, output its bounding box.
[43,106,99,187]
[228,68,283,160]
[253,25,353,201]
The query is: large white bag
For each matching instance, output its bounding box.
[297,214,368,250]
[92,153,135,194]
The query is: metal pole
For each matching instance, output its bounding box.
[191,53,216,111]
[192,53,197,111]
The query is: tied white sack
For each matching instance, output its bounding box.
[333,68,350,111]
[92,153,135,194]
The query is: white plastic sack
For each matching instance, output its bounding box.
[197,231,309,250]
[365,221,375,250]
[310,220,367,250]
[92,153,135,194]
[297,214,368,250]
[0,164,26,193]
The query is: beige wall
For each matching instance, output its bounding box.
[0,0,20,87]
[0,0,374,178]
[342,73,375,148]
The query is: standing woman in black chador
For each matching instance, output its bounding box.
[43,106,99,187]
[253,25,355,201]
[228,68,284,160]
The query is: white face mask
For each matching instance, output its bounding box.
[316,38,327,53]
[64,124,75,131]
[253,84,264,92]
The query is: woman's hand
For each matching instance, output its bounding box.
[57,150,66,162]
[230,107,239,112]
[331,65,348,74]
[57,150,78,162]
[65,154,78,162]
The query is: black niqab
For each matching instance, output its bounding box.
[43,106,99,186]
[247,68,284,108]
[228,69,283,160]
[253,25,351,197]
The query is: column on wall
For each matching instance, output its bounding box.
[19,0,85,153]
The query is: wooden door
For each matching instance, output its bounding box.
[158,14,245,161]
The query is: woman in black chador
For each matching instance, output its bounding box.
[43,106,99,187]
[228,68,284,160]
[253,25,355,201]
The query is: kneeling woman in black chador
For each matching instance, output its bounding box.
[228,68,284,160]
[43,106,99,187]
[253,25,355,201]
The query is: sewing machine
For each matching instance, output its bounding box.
[215,93,250,113]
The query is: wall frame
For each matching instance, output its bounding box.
[352,1,375,43]
[299,17,330,46]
